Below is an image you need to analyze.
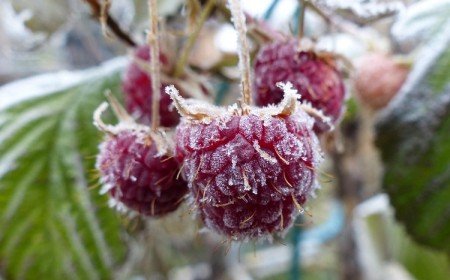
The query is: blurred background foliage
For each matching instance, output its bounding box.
[0,0,449,279]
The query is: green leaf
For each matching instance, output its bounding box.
[0,58,127,279]
[393,225,450,280]
[376,28,450,254]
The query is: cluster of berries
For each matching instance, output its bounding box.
[95,37,346,241]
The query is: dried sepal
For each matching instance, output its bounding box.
[299,102,334,132]
[92,94,174,156]
[259,82,299,117]
[166,82,309,126]
[105,90,134,123]
[93,102,116,134]
[165,85,225,123]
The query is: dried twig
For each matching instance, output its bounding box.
[147,0,161,131]
[82,0,136,47]
[305,1,362,39]
[173,0,216,78]
[100,0,111,38]
[298,0,306,42]
[227,0,252,106]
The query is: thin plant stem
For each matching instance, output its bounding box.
[298,0,306,43]
[83,0,136,46]
[100,0,111,38]
[228,0,252,106]
[305,1,362,39]
[173,0,216,78]
[148,0,161,131]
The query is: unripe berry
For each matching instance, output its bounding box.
[353,53,409,110]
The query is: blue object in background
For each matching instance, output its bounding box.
[291,200,345,279]
[214,81,230,105]
[263,0,281,20]
[300,200,345,245]
[291,217,302,280]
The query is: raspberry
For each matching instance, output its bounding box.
[168,84,322,240]
[122,45,181,127]
[353,53,409,110]
[96,128,188,216]
[253,40,345,133]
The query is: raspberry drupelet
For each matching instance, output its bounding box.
[253,40,345,133]
[167,83,323,240]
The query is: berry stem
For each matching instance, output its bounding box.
[305,1,362,39]
[228,0,252,106]
[297,0,306,43]
[216,3,284,42]
[148,0,161,131]
[173,0,216,78]
[83,0,136,47]
[99,0,111,38]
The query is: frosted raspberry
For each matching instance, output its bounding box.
[122,45,181,127]
[253,40,345,133]
[168,83,322,240]
[96,128,188,216]
[353,53,409,110]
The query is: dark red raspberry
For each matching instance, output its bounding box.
[122,45,180,127]
[253,40,345,133]
[96,128,188,216]
[171,85,322,240]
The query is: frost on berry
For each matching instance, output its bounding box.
[94,102,188,217]
[253,40,346,133]
[167,84,323,240]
